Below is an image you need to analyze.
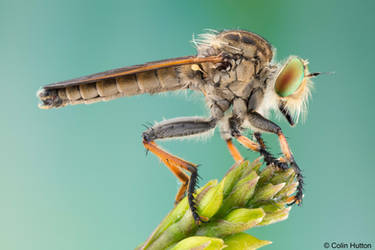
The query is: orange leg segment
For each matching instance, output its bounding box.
[277,132,303,205]
[278,133,293,161]
[143,140,204,223]
[144,141,198,172]
[226,139,244,163]
[236,135,261,152]
[159,158,189,203]
[226,135,261,163]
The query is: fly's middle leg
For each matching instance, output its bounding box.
[221,115,262,163]
[142,117,216,224]
[225,121,284,168]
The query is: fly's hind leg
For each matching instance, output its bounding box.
[142,117,216,223]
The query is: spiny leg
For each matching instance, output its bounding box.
[235,135,260,152]
[142,117,216,223]
[247,111,304,205]
[254,132,289,170]
[226,115,261,161]
[227,115,282,167]
[232,133,288,172]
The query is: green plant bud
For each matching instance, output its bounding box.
[222,161,249,197]
[139,196,190,249]
[236,170,258,188]
[270,168,295,185]
[260,201,285,214]
[258,165,275,185]
[250,183,285,204]
[196,208,265,238]
[216,176,259,217]
[197,179,225,219]
[139,159,298,250]
[171,236,225,250]
[276,182,298,199]
[141,180,219,249]
[285,171,297,185]
[224,208,265,224]
[257,207,291,226]
[150,198,189,241]
[224,233,272,250]
[240,159,262,179]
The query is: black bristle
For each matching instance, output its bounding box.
[188,169,201,223]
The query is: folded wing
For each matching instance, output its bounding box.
[38,55,222,109]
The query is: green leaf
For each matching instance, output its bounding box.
[196,208,265,238]
[258,207,291,226]
[276,182,298,199]
[198,178,225,219]
[250,183,285,204]
[240,159,262,179]
[171,236,225,250]
[258,165,275,185]
[224,208,265,224]
[216,176,259,217]
[270,168,295,185]
[224,233,272,249]
[222,161,249,197]
[142,180,218,249]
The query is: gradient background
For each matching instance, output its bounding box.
[1,0,374,249]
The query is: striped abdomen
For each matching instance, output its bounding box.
[38,67,182,109]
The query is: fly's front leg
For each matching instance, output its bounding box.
[247,111,304,205]
[142,117,216,223]
[254,132,289,170]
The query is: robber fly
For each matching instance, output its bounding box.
[38,29,321,223]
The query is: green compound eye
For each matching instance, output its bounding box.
[275,57,305,97]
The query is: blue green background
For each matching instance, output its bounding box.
[1,0,374,249]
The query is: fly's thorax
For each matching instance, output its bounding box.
[217,30,273,63]
[194,30,273,65]
[191,30,275,103]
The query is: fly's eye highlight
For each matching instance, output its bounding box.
[275,57,305,97]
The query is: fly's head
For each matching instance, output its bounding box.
[273,56,320,125]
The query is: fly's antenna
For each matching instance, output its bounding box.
[306,71,335,78]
